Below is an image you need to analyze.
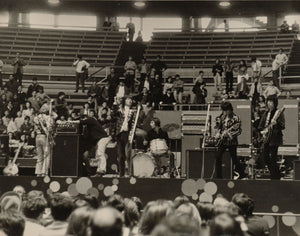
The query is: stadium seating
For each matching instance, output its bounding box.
[144,30,297,67]
[0,27,126,67]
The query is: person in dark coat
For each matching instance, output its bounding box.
[27,77,43,98]
[150,74,163,109]
[76,110,111,176]
[160,89,176,110]
[258,95,285,179]
[150,55,167,81]
[192,82,207,104]
[107,68,119,107]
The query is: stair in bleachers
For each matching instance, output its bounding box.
[144,30,296,68]
[286,40,300,78]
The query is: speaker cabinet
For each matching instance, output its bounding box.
[293,160,300,180]
[52,134,79,177]
[186,148,232,179]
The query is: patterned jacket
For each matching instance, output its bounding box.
[111,105,135,137]
[215,112,242,146]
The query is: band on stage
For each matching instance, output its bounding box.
[29,94,284,180]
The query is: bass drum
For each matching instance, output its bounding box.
[132,152,155,178]
[150,139,168,156]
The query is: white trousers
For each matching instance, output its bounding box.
[35,134,50,176]
[95,136,112,173]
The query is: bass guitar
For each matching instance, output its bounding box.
[3,143,24,176]
[261,107,285,144]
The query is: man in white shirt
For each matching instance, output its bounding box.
[251,57,262,80]
[73,55,90,93]
[0,59,3,89]
[275,48,288,71]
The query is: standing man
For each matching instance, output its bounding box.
[212,59,223,91]
[251,57,262,81]
[151,55,167,81]
[73,55,90,93]
[126,21,135,42]
[34,106,56,177]
[124,56,137,93]
[107,68,119,107]
[224,57,234,93]
[0,58,3,89]
[275,48,288,78]
[215,101,245,179]
[12,53,25,85]
[137,58,150,92]
[112,96,135,177]
[258,95,284,179]
[76,110,112,177]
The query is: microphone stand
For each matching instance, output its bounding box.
[201,103,211,179]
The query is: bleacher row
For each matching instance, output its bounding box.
[144,30,297,67]
[0,27,126,67]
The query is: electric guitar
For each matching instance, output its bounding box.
[3,143,24,176]
[261,107,285,144]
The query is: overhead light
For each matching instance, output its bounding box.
[219,1,231,7]
[134,2,146,8]
[48,0,60,5]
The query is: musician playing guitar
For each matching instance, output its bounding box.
[33,106,56,177]
[215,101,245,179]
[258,95,285,179]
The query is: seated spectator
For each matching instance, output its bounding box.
[87,96,97,112]
[163,76,173,95]
[139,200,174,235]
[90,207,123,236]
[81,103,92,117]
[263,80,281,99]
[115,81,129,101]
[212,59,223,91]
[280,20,290,33]
[232,193,270,236]
[0,191,22,213]
[27,91,40,112]
[14,111,24,131]
[55,92,68,119]
[160,89,176,110]
[135,30,143,42]
[0,94,8,116]
[151,212,200,236]
[7,116,18,139]
[173,74,184,104]
[88,80,101,99]
[0,118,7,134]
[16,85,26,107]
[0,211,25,236]
[22,101,34,120]
[192,82,207,104]
[195,70,204,84]
[2,110,10,127]
[22,192,47,236]
[235,77,250,99]
[237,60,248,84]
[98,101,111,121]
[67,103,74,118]
[66,207,95,236]
[3,86,13,102]
[68,111,79,121]
[40,193,74,236]
[27,77,43,98]
[20,116,33,140]
[292,20,300,33]
[209,212,245,236]
[36,87,48,106]
[5,75,18,95]
[6,101,16,118]
[134,87,152,108]
[56,115,67,124]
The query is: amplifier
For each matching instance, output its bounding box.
[186,148,232,179]
[56,122,79,134]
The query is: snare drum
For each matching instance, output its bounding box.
[132,152,155,177]
[150,139,168,156]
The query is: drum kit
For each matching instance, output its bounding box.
[132,138,177,178]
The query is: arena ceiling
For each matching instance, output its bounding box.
[1,0,300,17]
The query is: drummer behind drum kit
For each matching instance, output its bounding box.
[132,139,177,178]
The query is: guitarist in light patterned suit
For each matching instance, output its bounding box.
[215,101,245,179]
[258,95,285,179]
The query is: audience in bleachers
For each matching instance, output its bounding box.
[0,187,271,236]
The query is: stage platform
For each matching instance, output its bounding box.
[1,176,300,235]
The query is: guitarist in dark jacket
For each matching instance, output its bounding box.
[215,101,245,179]
[258,95,285,179]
